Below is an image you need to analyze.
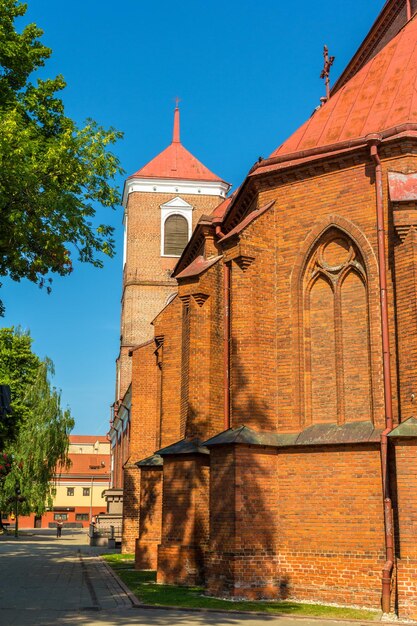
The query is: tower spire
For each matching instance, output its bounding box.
[172,97,181,143]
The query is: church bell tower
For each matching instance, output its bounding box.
[116,105,230,400]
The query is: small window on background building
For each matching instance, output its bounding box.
[83,488,90,497]
[164,214,188,256]
[67,487,74,496]
[75,513,89,521]
[54,513,68,521]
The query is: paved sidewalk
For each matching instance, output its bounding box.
[0,530,385,626]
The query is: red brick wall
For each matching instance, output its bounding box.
[393,441,417,620]
[131,343,159,460]
[153,297,184,448]
[157,454,209,585]
[276,445,385,607]
[135,466,163,570]
[208,443,385,606]
[224,155,406,432]
[122,463,141,553]
[393,227,417,421]
[179,262,224,441]
[122,341,160,552]
[207,445,279,598]
[117,191,223,396]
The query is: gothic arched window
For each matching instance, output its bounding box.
[163,214,189,256]
[303,230,372,425]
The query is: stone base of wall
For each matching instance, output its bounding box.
[157,544,204,585]
[135,538,159,570]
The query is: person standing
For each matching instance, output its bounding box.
[56,519,63,538]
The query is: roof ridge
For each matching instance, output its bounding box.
[331,0,410,95]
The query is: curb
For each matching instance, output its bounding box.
[98,556,142,607]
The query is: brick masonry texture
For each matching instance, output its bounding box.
[120,144,417,617]
[135,466,163,570]
[121,341,159,552]
[393,441,417,620]
[113,35,417,612]
[157,455,209,585]
[116,190,223,402]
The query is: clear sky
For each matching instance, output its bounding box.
[3,0,385,435]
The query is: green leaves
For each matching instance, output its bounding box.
[0,327,74,515]
[0,0,124,313]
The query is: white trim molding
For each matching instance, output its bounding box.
[122,177,230,209]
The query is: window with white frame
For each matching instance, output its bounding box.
[164,214,188,256]
[160,197,193,257]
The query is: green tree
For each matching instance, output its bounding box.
[0,0,124,314]
[0,327,74,518]
[0,327,39,444]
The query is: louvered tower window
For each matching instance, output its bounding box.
[164,214,188,256]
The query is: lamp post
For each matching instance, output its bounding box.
[89,476,94,522]
[13,486,24,539]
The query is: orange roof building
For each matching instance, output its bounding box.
[18,435,110,530]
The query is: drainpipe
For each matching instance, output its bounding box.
[368,136,394,615]
[215,225,231,430]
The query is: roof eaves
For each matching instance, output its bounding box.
[156,438,209,456]
[219,200,275,244]
[136,454,164,467]
[128,339,155,356]
[203,422,380,449]
[388,416,417,437]
[176,255,223,281]
[171,221,211,278]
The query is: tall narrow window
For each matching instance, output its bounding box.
[303,230,372,425]
[309,277,337,423]
[164,214,188,256]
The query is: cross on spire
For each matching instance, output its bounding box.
[320,45,335,101]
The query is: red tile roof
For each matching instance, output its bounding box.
[271,15,417,158]
[129,107,224,182]
[211,196,233,219]
[331,0,409,95]
[175,255,222,280]
[69,435,108,444]
[56,453,110,476]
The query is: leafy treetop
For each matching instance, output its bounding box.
[0,0,124,313]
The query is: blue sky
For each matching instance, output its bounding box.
[3,0,385,435]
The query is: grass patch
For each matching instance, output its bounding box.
[102,556,379,621]
[102,552,135,562]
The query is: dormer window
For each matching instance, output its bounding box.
[160,197,193,257]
